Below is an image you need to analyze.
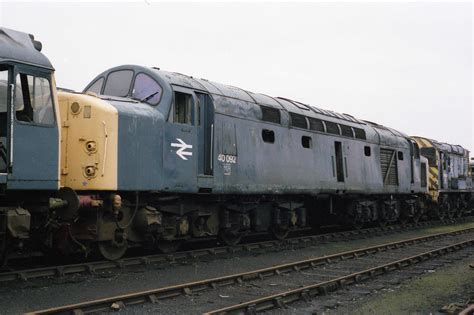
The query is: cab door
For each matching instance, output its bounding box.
[163,87,198,192]
[196,92,214,174]
[0,65,11,183]
[7,65,59,190]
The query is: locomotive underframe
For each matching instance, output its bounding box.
[0,188,473,262]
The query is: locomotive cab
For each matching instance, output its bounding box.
[0,28,60,191]
[0,28,61,262]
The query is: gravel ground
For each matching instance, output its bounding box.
[0,221,473,314]
[132,232,474,314]
[298,249,474,315]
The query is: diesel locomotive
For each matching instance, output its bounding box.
[0,28,472,261]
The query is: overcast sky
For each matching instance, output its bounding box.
[1,1,472,153]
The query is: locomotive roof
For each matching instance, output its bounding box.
[155,67,412,147]
[157,69,366,124]
[85,64,412,148]
[0,28,53,70]
[412,136,468,155]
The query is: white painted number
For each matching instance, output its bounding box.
[218,154,237,164]
[171,138,193,160]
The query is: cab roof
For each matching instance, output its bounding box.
[0,27,53,70]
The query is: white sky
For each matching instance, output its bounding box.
[1,1,473,153]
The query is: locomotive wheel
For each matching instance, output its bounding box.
[0,218,8,266]
[377,218,389,228]
[398,215,409,225]
[351,221,364,230]
[0,240,7,267]
[219,230,243,246]
[377,203,391,228]
[412,210,423,224]
[98,241,127,261]
[270,226,289,240]
[157,240,182,254]
[377,208,388,228]
[454,198,463,219]
[434,206,446,221]
[445,202,455,220]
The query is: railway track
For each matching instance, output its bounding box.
[460,304,474,315]
[25,227,474,315]
[1,217,469,284]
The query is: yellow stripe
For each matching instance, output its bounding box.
[428,166,439,191]
[413,136,434,150]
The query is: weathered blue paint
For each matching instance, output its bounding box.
[85,65,430,196]
[0,28,59,191]
[0,28,53,70]
[7,120,59,190]
[162,121,198,192]
[110,100,164,191]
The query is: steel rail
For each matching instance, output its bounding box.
[24,227,474,315]
[459,304,474,315]
[204,238,474,315]
[2,217,467,284]
[0,220,425,282]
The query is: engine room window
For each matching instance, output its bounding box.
[131,73,162,105]
[103,70,134,97]
[325,121,340,135]
[301,136,312,148]
[398,151,404,160]
[308,117,325,132]
[260,105,280,124]
[354,128,366,140]
[173,92,193,124]
[262,129,275,143]
[289,113,308,129]
[86,77,104,95]
[364,146,371,156]
[340,124,354,137]
[15,74,55,125]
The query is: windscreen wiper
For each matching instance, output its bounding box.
[140,91,160,102]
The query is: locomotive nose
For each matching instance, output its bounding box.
[58,91,119,190]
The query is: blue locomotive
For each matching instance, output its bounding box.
[0,28,61,262]
[0,28,472,261]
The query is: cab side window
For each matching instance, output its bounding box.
[0,69,8,114]
[131,73,162,105]
[172,92,193,125]
[15,73,55,125]
[103,70,133,97]
[86,77,104,94]
[0,68,8,139]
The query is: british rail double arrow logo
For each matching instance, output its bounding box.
[171,138,193,160]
